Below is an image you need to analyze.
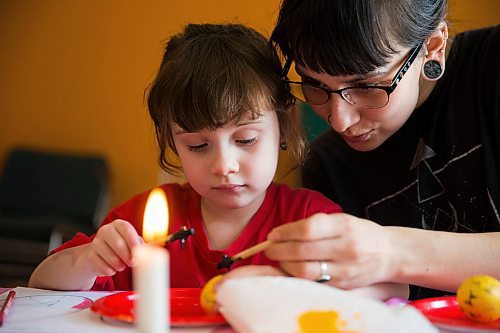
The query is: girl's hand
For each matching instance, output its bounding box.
[266,213,397,290]
[85,219,143,277]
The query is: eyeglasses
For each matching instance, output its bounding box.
[281,43,423,109]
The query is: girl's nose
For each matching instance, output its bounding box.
[210,150,239,176]
[327,95,361,133]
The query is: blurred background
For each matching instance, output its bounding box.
[1,0,498,207]
[0,0,498,286]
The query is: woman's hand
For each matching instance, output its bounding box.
[221,264,408,301]
[85,219,143,277]
[265,213,398,289]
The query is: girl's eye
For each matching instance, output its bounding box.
[236,138,257,145]
[188,143,208,152]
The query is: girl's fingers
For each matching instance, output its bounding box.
[112,219,142,266]
[87,246,120,276]
[92,232,128,274]
[99,240,128,272]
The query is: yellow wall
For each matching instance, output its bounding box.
[0,0,498,209]
[0,0,283,208]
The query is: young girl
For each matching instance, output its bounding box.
[28,23,344,291]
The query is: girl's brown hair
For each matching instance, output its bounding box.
[147,23,305,176]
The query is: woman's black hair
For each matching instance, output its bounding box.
[271,0,447,75]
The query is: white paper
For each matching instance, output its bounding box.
[218,276,439,333]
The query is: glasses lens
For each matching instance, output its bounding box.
[343,88,389,108]
[301,84,329,105]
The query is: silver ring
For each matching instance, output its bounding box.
[316,261,331,283]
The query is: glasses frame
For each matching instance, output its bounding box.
[280,42,423,108]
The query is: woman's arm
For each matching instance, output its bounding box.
[386,227,500,292]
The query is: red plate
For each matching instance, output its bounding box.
[91,288,227,327]
[410,296,500,332]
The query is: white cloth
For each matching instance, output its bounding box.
[217,276,438,333]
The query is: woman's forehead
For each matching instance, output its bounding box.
[294,47,407,80]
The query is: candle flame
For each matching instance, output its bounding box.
[143,188,169,243]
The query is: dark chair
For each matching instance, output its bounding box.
[0,147,110,286]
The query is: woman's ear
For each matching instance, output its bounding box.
[422,22,448,81]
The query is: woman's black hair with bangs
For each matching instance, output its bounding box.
[271,0,447,75]
[147,23,305,176]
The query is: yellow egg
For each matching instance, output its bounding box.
[457,275,500,322]
[200,274,223,315]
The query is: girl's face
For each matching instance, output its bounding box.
[172,110,281,212]
[296,47,424,151]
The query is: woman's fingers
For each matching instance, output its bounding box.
[267,213,386,262]
[268,213,346,242]
[277,260,376,289]
[264,212,394,289]
[265,238,339,261]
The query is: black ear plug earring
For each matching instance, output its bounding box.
[280,142,288,151]
[423,60,443,80]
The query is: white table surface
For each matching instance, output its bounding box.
[0,287,234,333]
[1,287,477,333]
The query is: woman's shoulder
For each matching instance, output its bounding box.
[450,25,499,63]
[455,25,499,44]
[443,25,498,102]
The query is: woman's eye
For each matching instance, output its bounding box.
[236,138,257,145]
[357,86,377,91]
[188,143,208,152]
[354,81,384,88]
[301,76,322,87]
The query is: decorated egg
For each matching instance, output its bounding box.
[457,275,500,322]
[200,274,223,315]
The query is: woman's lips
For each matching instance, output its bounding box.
[341,130,373,143]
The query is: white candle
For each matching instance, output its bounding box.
[133,244,169,333]
[135,187,170,333]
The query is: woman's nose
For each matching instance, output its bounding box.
[327,95,361,133]
[210,150,239,176]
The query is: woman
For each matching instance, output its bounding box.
[230,0,499,300]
